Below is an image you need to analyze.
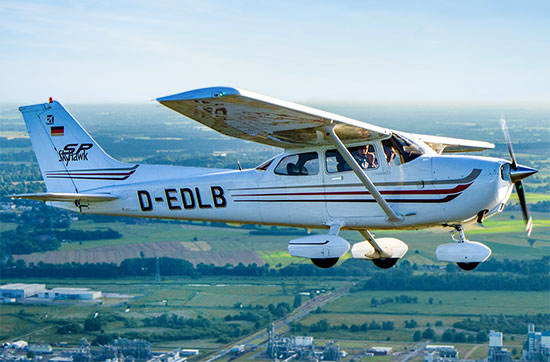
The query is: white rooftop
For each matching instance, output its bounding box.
[51,288,92,293]
[1,283,45,289]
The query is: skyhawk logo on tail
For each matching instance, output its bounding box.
[58,143,93,165]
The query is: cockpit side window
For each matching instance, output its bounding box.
[274,152,319,176]
[325,144,378,173]
[382,139,402,166]
[383,134,424,164]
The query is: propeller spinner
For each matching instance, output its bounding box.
[500,117,538,235]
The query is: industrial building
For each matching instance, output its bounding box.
[38,287,102,300]
[487,331,512,362]
[266,323,345,362]
[0,283,101,301]
[367,347,393,356]
[424,344,458,362]
[0,283,45,298]
[100,337,152,361]
[522,324,550,362]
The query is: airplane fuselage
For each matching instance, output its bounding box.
[52,149,513,231]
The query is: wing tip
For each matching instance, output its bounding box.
[157,86,242,103]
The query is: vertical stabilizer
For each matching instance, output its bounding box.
[19,101,135,193]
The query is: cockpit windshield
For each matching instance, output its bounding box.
[382,133,427,165]
[256,157,275,171]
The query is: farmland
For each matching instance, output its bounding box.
[1,102,548,355]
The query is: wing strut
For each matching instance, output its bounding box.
[358,229,387,257]
[324,125,403,223]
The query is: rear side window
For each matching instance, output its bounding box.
[274,152,319,176]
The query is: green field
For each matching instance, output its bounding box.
[0,277,340,348]
[293,290,548,344]
[1,276,545,352]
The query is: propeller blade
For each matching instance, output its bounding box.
[500,117,518,169]
[514,181,533,236]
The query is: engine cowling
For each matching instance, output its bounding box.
[351,237,408,260]
[288,234,350,259]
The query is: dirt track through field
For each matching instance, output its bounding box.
[14,241,265,266]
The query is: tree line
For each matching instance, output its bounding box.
[353,266,549,291]
[2,257,549,292]
[1,225,121,255]
[452,314,550,334]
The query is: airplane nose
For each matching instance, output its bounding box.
[510,164,538,183]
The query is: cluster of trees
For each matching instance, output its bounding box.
[99,304,294,345]
[223,302,292,327]
[143,314,211,329]
[56,312,125,335]
[54,228,122,242]
[411,328,488,343]
[371,295,418,307]
[1,205,120,255]
[452,314,550,334]
[1,225,121,255]
[440,328,487,343]
[0,163,42,196]
[476,257,549,274]
[1,226,61,255]
[291,319,395,334]
[355,267,549,291]
[404,319,419,328]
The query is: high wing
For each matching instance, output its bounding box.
[157,87,392,148]
[409,133,495,154]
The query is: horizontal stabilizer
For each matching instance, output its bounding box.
[11,192,119,202]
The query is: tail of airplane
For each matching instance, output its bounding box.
[19,100,136,194]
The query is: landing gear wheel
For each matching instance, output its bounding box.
[372,258,399,269]
[311,258,339,269]
[457,262,479,271]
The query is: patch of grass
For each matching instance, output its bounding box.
[323,291,548,316]
[525,193,550,203]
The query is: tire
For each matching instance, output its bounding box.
[372,258,399,269]
[311,258,339,269]
[457,262,479,271]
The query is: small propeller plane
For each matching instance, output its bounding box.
[13,87,538,270]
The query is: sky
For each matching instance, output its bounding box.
[1,0,549,104]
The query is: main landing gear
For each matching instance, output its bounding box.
[311,258,340,269]
[372,258,399,269]
[435,225,492,271]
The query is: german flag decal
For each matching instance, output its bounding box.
[51,126,64,137]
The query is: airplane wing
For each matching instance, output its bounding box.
[11,193,119,202]
[157,87,392,148]
[409,133,495,154]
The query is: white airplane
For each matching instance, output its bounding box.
[13,87,537,270]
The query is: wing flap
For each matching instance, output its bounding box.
[11,193,119,202]
[411,133,495,154]
[157,87,391,148]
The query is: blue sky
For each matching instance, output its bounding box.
[1,0,549,103]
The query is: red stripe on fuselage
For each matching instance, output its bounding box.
[232,183,472,198]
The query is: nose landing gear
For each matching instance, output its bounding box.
[435,225,492,271]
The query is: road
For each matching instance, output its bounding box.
[202,286,350,362]
[396,342,427,362]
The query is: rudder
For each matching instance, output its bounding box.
[19,100,135,193]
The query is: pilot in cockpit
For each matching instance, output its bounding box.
[352,144,378,169]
